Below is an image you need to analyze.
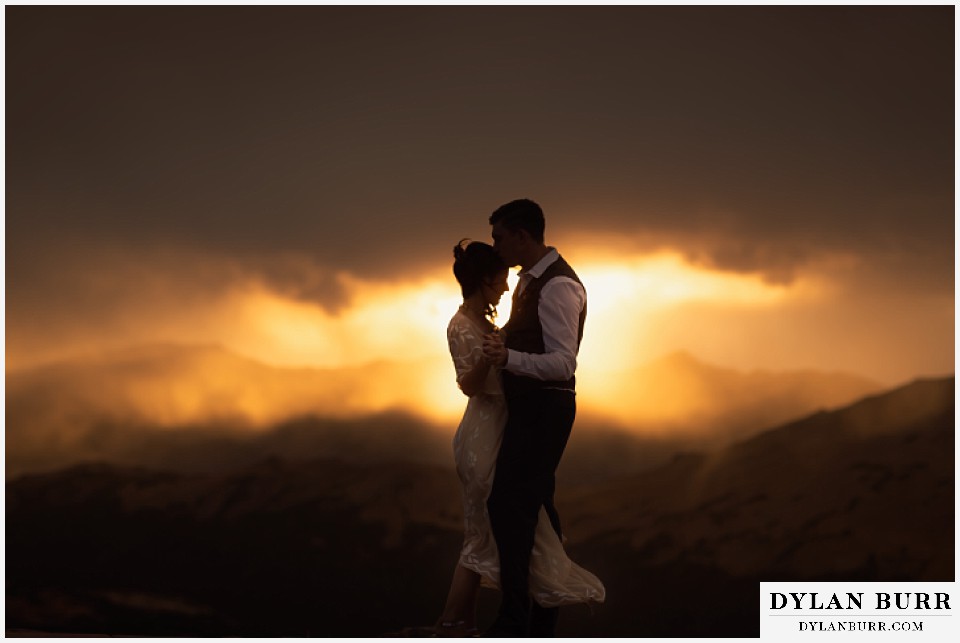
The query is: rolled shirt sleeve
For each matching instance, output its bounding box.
[504,277,585,382]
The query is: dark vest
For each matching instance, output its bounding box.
[502,254,586,398]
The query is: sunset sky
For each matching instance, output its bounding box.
[5,5,954,428]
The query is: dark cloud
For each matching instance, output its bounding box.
[6,6,953,290]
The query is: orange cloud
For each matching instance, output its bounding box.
[5,242,951,437]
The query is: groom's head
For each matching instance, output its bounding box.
[489,199,546,268]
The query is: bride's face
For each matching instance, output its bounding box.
[483,270,510,307]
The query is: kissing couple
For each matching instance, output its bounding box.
[435,199,605,637]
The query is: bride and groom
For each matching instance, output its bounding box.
[437,199,605,637]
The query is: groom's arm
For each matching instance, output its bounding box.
[503,278,584,381]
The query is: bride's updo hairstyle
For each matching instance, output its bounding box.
[453,239,507,317]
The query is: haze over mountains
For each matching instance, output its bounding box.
[582,349,883,438]
[5,342,883,479]
[6,376,953,637]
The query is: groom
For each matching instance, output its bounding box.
[482,199,587,637]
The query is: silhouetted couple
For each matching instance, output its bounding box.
[436,199,604,638]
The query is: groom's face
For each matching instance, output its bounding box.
[491,222,524,268]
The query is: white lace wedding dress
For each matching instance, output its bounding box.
[446,309,606,608]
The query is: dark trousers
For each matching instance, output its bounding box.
[487,389,575,637]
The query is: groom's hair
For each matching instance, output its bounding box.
[489,198,545,243]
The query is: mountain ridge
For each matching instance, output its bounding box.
[5,375,953,636]
[563,376,954,580]
[6,374,953,637]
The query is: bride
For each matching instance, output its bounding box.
[435,240,604,636]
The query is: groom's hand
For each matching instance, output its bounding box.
[482,334,508,368]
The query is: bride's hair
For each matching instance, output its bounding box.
[453,239,507,319]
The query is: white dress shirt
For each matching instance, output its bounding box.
[504,248,586,383]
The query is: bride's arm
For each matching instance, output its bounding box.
[448,322,494,397]
[457,354,493,397]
